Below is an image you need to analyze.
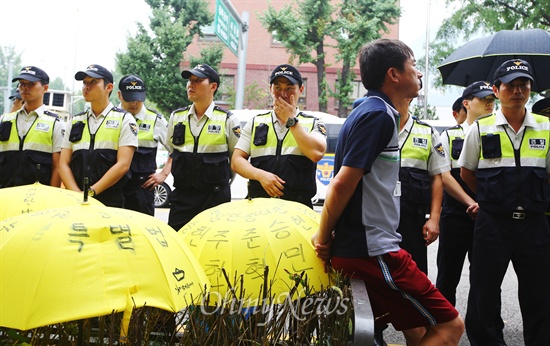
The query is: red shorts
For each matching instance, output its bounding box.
[332,249,458,331]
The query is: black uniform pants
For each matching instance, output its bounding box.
[397,207,428,274]
[436,210,474,306]
[466,209,550,346]
[123,178,155,216]
[168,185,230,232]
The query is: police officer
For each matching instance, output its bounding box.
[437,81,496,305]
[231,64,327,208]
[117,74,170,216]
[0,66,63,188]
[59,64,138,207]
[396,100,448,275]
[459,59,550,345]
[167,63,241,231]
[8,90,24,113]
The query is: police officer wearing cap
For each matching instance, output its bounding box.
[0,66,64,188]
[231,64,327,208]
[395,98,448,275]
[437,81,496,305]
[167,63,241,231]
[59,64,138,208]
[8,90,24,113]
[459,59,550,345]
[117,74,170,215]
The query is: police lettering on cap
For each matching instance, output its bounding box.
[270,64,303,86]
[75,64,114,84]
[461,81,494,99]
[493,59,534,85]
[532,98,550,117]
[12,66,50,84]
[119,75,146,102]
[181,64,220,85]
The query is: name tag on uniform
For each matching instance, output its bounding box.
[529,138,546,150]
[412,137,428,149]
[139,123,151,132]
[35,122,50,132]
[207,124,222,134]
[105,120,120,129]
[394,181,401,197]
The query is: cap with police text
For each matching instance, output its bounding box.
[119,75,146,102]
[493,59,534,84]
[452,96,464,112]
[75,64,114,84]
[9,90,22,100]
[12,66,50,84]
[181,64,220,85]
[462,81,494,99]
[532,98,550,117]
[270,64,302,86]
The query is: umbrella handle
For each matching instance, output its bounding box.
[83,177,89,203]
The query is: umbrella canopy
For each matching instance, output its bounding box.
[0,182,104,221]
[437,28,550,92]
[179,198,331,306]
[0,204,209,331]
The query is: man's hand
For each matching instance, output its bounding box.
[142,171,168,191]
[257,171,285,197]
[312,231,334,273]
[422,218,439,246]
[466,202,479,220]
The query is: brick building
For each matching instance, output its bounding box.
[183,0,399,113]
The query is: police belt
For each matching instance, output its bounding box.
[487,207,541,220]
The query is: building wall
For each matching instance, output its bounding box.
[183,0,399,113]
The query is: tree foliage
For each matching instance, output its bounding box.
[116,0,223,115]
[427,0,550,88]
[260,0,400,115]
[0,47,22,114]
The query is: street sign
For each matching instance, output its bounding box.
[214,0,240,56]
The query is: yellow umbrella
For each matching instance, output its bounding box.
[0,204,209,334]
[0,182,103,221]
[179,198,331,306]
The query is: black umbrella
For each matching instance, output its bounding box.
[437,29,550,92]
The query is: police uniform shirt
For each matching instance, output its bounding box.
[398,114,450,176]
[120,104,170,150]
[13,104,64,152]
[166,101,241,156]
[61,103,138,149]
[235,110,327,155]
[458,109,550,173]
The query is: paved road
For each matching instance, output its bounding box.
[154,207,524,346]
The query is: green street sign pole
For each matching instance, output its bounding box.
[215,0,248,110]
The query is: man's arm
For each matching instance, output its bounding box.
[231,148,285,197]
[288,120,326,162]
[460,167,477,194]
[312,165,363,257]
[50,152,61,187]
[90,146,135,194]
[423,173,442,245]
[59,148,79,191]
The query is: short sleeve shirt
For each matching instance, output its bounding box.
[15,105,64,152]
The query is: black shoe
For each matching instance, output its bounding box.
[373,325,388,346]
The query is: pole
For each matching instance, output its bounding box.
[423,0,431,118]
[235,11,249,110]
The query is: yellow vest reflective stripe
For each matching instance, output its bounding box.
[171,109,228,153]
[250,112,315,157]
[136,109,159,148]
[0,112,56,153]
[71,110,124,152]
[400,120,432,169]
[478,114,549,170]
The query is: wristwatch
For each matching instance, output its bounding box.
[286,117,299,128]
[88,187,96,197]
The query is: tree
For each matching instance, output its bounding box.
[0,46,22,114]
[260,0,400,115]
[116,0,223,115]
[427,0,550,88]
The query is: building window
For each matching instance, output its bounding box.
[298,78,307,106]
[271,31,283,46]
[350,80,367,100]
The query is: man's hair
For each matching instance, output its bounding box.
[359,39,414,90]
